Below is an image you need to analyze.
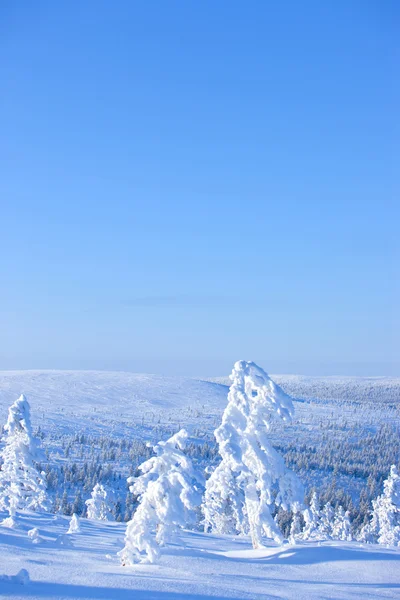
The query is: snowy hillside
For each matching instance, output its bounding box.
[1,511,399,600]
[0,370,230,437]
[0,370,398,435]
[211,374,400,404]
[0,370,398,534]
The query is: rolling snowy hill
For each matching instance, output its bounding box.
[0,371,399,599]
[0,370,398,436]
[0,370,230,437]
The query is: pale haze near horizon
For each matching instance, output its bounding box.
[1,1,398,377]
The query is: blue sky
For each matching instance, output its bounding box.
[1,1,398,376]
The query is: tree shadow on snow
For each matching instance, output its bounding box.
[0,581,265,600]
[168,544,400,568]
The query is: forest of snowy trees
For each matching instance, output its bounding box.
[0,362,399,564]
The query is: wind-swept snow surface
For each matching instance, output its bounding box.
[0,512,399,599]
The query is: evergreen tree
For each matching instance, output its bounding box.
[0,395,48,526]
[71,490,84,516]
[86,483,113,520]
[332,506,352,541]
[318,502,335,539]
[302,491,320,540]
[119,429,203,565]
[360,465,400,546]
[203,361,304,548]
[67,513,81,534]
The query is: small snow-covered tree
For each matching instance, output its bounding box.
[0,395,48,526]
[67,513,81,534]
[119,429,203,565]
[360,465,400,546]
[301,491,320,540]
[202,360,304,548]
[85,484,113,520]
[332,506,352,541]
[318,502,335,540]
[289,504,302,544]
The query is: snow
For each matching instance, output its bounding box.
[0,511,399,599]
[0,369,399,598]
[0,371,230,437]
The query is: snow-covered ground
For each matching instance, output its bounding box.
[0,369,398,436]
[0,370,230,437]
[1,511,399,600]
[0,371,399,598]
[0,370,398,507]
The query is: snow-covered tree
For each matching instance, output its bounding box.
[289,504,302,544]
[0,395,48,526]
[202,360,304,548]
[301,491,320,540]
[318,502,335,540]
[27,527,42,544]
[67,513,81,534]
[360,465,400,546]
[85,484,113,520]
[332,506,352,541]
[119,429,203,565]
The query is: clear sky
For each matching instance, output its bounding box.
[1,1,398,376]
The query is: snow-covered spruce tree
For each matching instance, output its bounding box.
[332,506,352,541]
[301,491,320,541]
[288,504,302,544]
[359,465,400,546]
[119,429,203,565]
[318,502,335,540]
[0,395,48,526]
[67,513,82,534]
[202,360,304,548]
[85,483,113,520]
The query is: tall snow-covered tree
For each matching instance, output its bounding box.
[119,429,203,565]
[360,465,400,546]
[85,484,113,520]
[0,395,48,526]
[202,360,304,548]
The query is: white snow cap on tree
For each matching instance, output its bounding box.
[0,394,48,524]
[202,360,304,548]
[85,484,113,520]
[360,465,400,546]
[67,513,82,534]
[119,429,203,565]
